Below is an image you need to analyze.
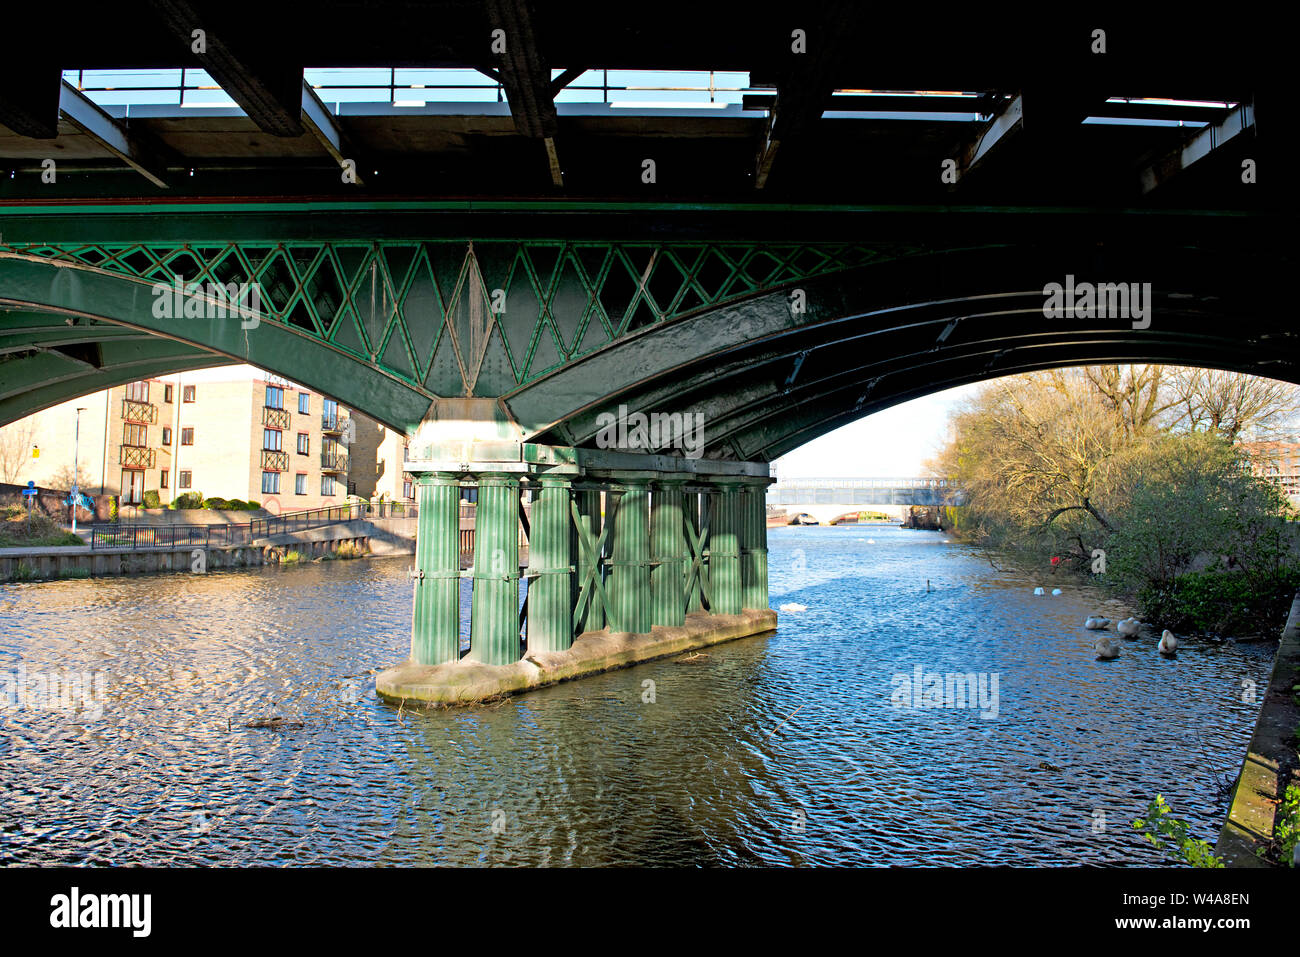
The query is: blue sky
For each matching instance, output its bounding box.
[772,381,982,478]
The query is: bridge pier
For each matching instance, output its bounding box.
[379,439,777,706]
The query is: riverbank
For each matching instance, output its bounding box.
[0,520,380,581]
[1217,590,1300,867]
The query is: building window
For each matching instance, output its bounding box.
[322,475,336,496]
[179,470,192,489]
[403,479,415,500]
[295,473,307,495]
[164,384,174,403]
[265,385,284,409]
[262,471,281,494]
[298,393,310,414]
[160,471,169,489]
[123,423,147,447]
[263,428,282,451]
[122,469,144,504]
[181,427,194,446]
[125,381,149,403]
[297,433,309,455]
[182,385,196,402]
[161,426,172,445]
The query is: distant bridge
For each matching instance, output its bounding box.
[767,477,964,522]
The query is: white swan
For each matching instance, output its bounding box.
[1051,588,1062,596]
[1095,636,1120,660]
[1034,587,1046,596]
[1117,617,1142,638]
[1085,616,1111,630]
[779,602,807,613]
[1158,630,1178,655]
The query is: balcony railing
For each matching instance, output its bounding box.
[321,412,349,434]
[261,449,289,471]
[262,406,290,429]
[121,398,157,424]
[320,452,348,473]
[119,445,156,468]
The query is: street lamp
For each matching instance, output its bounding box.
[72,407,87,534]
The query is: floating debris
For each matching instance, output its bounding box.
[779,602,808,612]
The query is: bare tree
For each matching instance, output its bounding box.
[0,421,37,484]
[1165,368,1300,442]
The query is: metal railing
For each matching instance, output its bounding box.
[121,398,157,423]
[321,413,349,434]
[119,445,156,468]
[90,500,421,550]
[262,406,290,429]
[320,452,348,473]
[767,477,957,490]
[260,449,289,471]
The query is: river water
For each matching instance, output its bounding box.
[0,525,1274,866]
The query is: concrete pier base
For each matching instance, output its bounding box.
[376,608,777,706]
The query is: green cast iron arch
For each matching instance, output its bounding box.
[512,240,1297,461]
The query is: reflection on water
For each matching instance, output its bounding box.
[0,526,1272,866]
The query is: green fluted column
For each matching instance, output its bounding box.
[410,471,461,665]
[710,481,743,615]
[470,473,521,665]
[650,480,687,627]
[527,474,575,653]
[608,479,652,633]
[574,486,604,633]
[740,479,770,611]
[685,489,704,614]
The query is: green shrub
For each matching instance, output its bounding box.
[171,491,204,509]
[1138,567,1300,635]
[201,496,229,510]
[244,500,260,510]
[142,490,161,509]
[1131,794,1223,868]
[109,497,119,521]
[225,498,247,510]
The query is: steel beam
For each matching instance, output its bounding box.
[1140,101,1255,194]
[146,0,304,136]
[58,82,171,188]
[301,81,364,186]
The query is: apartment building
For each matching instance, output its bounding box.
[0,379,170,500]
[349,415,416,504]
[0,365,357,512]
[1240,439,1300,502]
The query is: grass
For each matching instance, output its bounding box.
[0,506,84,548]
[57,566,91,579]
[278,550,305,564]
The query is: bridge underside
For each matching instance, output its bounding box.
[0,206,1291,467]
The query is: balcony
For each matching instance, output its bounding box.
[320,452,349,473]
[121,398,157,424]
[262,406,291,429]
[261,449,289,471]
[321,412,350,435]
[119,445,156,468]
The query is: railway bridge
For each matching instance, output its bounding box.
[0,5,1287,701]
